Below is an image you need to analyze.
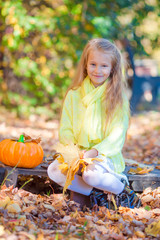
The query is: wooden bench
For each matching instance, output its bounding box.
[124,39,160,113]
[0,162,160,193]
[0,161,49,188]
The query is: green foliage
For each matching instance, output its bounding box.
[0,0,159,118]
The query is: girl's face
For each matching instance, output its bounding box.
[87,49,112,87]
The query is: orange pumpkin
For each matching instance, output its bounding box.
[0,134,44,168]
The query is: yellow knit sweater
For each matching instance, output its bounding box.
[59,77,129,174]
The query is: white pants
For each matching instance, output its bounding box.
[47,155,128,196]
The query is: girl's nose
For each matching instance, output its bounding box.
[95,66,101,73]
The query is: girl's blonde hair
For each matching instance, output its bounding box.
[69,38,127,119]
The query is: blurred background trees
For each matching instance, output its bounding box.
[0,0,160,119]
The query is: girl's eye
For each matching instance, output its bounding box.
[91,63,95,66]
[102,65,107,67]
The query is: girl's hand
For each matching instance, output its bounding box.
[83,148,98,158]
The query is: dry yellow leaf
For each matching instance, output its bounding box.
[53,143,102,194]
[58,162,68,173]
[53,142,80,166]
[52,201,64,210]
[53,153,64,163]
[106,209,111,218]
[135,230,145,238]
[77,217,87,224]
[6,203,21,213]
[0,196,11,208]
[138,167,154,174]
[71,210,79,219]
[23,206,36,213]
[43,204,55,212]
[108,213,120,221]
[0,225,5,237]
[37,233,44,240]
[152,208,160,214]
[95,219,105,225]
[95,224,108,234]
[63,157,102,194]
[145,220,160,237]
[141,194,154,203]
[128,167,154,175]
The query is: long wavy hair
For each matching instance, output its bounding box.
[69,38,128,120]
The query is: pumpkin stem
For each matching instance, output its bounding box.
[18,135,24,143]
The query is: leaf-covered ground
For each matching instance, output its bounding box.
[0,110,160,239]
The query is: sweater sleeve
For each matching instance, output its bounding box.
[59,90,75,145]
[93,100,129,157]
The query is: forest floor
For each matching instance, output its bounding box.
[0,108,160,239]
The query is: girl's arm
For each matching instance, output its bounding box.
[93,103,129,157]
[59,91,75,145]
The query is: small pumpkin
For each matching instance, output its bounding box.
[0,134,44,168]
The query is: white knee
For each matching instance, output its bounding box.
[101,173,115,186]
[47,160,66,187]
[82,170,102,187]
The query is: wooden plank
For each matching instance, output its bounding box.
[124,166,160,182]
[2,162,48,175]
[0,162,49,187]
[124,166,160,192]
[3,164,160,181]
[1,162,160,193]
[130,180,160,193]
[0,168,5,183]
[13,166,48,176]
[4,168,18,187]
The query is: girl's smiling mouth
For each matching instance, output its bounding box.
[93,75,103,77]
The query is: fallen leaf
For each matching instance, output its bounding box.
[23,206,36,213]
[125,158,153,168]
[141,195,154,203]
[152,208,160,214]
[6,203,21,213]
[43,204,55,212]
[135,230,145,238]
[108,214,120,221]
[145,220,160,237]
[76,217,87,225]
[0,196,11,208]
[54,143,102,194]
[0,225,5,237]
[128,167,154,175]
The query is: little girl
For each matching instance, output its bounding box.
[48,38,141,209]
